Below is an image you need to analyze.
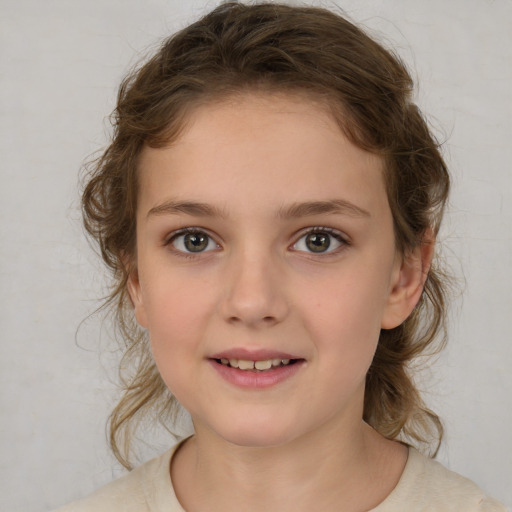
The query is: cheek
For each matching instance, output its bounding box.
[296,266,389,364]
[301,267,388,328]
[143,280,213,406]
[142,265,213,327]
[141,272,217,368]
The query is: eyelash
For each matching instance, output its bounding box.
[292,227,349,256]
[164,226,349,258]
[165,227,220,259]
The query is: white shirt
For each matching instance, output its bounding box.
[53,441,507,511]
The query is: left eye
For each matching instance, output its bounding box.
[171,230,218,253]
[292,230,345,254]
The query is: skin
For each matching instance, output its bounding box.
[128,93,432,511]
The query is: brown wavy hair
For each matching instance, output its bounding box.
[82,2,450,469]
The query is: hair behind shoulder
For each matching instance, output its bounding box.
[82,1,450,469]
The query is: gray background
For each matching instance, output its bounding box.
[1,0,511,510]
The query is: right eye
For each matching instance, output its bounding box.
[170,229,219,254]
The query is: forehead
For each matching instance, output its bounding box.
[137,93,388,219]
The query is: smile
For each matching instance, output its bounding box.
[216,358,295,371]
[209,356,304,389]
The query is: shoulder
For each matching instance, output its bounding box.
[373,447,507,512]
[51,445,184,512]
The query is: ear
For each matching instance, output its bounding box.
[126,264,149,329]
[380,232,435,330]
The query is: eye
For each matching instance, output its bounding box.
[292,228,346,254]
[170,229,218,253]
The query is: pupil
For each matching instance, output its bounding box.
[306,233,330,252]
[184,232,208,252]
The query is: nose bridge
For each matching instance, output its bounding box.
[221,242,288,326]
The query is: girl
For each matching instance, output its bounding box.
[55,2,506,511]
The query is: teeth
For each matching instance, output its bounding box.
[238,359,255,370]
[219,358,294,371]
[255,360,272,370]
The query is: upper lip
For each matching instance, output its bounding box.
[210,348,302,361]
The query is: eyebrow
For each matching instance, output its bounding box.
[277,199,371,219]
[147,200,228,219]
[146,199,370,220]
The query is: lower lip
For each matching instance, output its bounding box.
[209,360,304,389]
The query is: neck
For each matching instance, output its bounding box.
[171,420,407,512]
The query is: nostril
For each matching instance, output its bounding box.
[227,315,276,325]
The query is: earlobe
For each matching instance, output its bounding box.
[381,234,435,330]
[126,266,149,329]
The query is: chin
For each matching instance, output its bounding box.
[222,431,293,449]
[211,415,300,449]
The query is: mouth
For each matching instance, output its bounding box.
[208,352,305,389]
[213,357,302,372]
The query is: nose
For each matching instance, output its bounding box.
[219,249,289,328]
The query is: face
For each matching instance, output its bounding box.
[129,94,422,448]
